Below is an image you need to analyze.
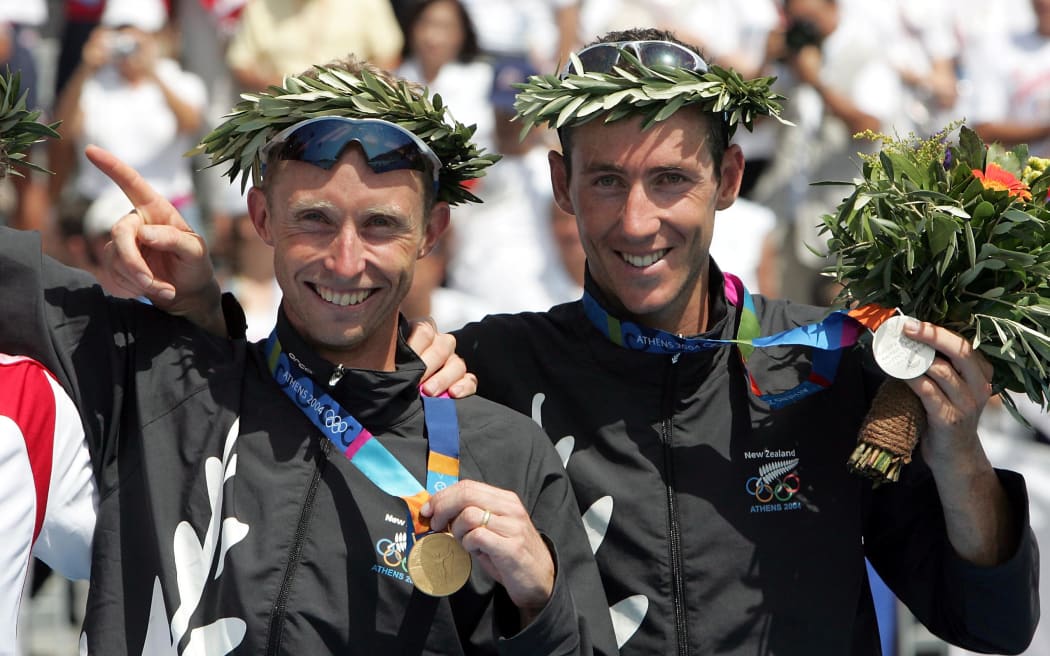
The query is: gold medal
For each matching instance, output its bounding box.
[408,531,472,597]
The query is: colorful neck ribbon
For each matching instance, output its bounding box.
[264,330,459,549]
[582,272,893,408]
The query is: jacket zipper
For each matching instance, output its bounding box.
[265,438,331,655]
[662,352,690,656]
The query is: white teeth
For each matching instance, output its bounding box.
[316,285,372,306]
[621,249,668,267]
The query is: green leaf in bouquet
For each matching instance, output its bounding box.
[957,126,986,169]
[972,200,996,223]
[927,213,959,256]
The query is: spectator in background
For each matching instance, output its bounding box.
[444,58,575,317]
[967,0,1050,157]
[226,0,403,91]
[459,0,579,74]
[172,0,248,271]
[50,0,207,234]
[753,0,905,304]
[881,0,962,137]
[396,0,494,153]
[53,1,106,101]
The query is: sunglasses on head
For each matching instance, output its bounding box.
[562,40,708,78]
[257,116,442,191]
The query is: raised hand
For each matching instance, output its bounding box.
[85,145,226,336]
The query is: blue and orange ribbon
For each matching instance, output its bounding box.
[583,272,893,408]
[265,330,459,544]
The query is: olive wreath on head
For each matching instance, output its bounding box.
[191,64,501,206]
[0,71,59,179]
[513,48,790,137]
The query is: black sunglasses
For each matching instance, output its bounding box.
[257,117,442,191]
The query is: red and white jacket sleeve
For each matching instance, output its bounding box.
[0,353,96,645]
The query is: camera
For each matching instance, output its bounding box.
[109,33,140,59]
[783,19,823,55]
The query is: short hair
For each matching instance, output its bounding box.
[556,28,728,179]
[262,55,439,211]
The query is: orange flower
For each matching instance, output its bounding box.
[972,162,1033,201]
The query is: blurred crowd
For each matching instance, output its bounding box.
[5,0,1050,654]
[3,0,1049,327]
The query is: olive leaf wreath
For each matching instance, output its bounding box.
[513,48,789,136]
[191,65,500,206]
[0,71,59,179]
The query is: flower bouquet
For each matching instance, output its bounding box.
[819,124,1050,484]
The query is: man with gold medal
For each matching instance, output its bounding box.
[0,55,617,653]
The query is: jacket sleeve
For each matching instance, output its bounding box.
[865,463,1039,654]
[0,227,126,481]
[495,424,620,656]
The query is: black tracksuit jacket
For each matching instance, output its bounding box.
[0,228,618,655]
[455,267,1039,656]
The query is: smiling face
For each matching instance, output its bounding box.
[248,146,449,370]
[550,108,743,335]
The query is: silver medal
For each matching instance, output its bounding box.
[872,314,936,380]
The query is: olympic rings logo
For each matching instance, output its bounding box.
[745,473,800,503]
[324,408,349,434]
[376,535,409,571]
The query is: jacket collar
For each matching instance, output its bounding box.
[272,311,425,430]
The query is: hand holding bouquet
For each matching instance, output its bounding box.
[820,125,1050,484]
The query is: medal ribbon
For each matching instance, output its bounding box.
[582,272,894,408]
[264,330,459,546]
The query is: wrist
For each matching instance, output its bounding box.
[177,281,228,337]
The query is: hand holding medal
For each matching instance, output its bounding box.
[267,334,554,609]
[820,125,1050,484]
[421,480,556,619]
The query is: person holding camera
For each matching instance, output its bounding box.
[753,0,908,305]
[51,0,207,237]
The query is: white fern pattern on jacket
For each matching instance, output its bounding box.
[610,595,649,648]
[531,393,646,650]
[81,420,250,654]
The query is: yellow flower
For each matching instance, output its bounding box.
[1022,156,1050,186]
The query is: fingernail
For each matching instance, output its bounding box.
[157,288,175,301]
[137,273,153,288]
[420,502,431,516]
[904,318,920,333]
